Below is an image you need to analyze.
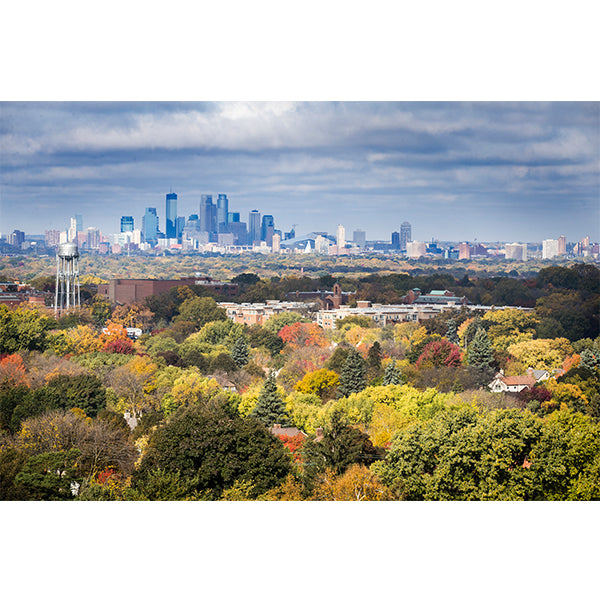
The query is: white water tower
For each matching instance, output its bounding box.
[55,242,80,314]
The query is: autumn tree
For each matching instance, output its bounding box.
[311,465,393,501]
[278,322,327,350]
[294,368,339,401]
[175,296,227,328]
[0,305,54,353]
[264,312,309,334]
[416,339,462,369]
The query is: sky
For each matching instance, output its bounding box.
[1,101,599,244]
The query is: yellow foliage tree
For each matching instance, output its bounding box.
[66,325,102,355]
[507,337,574,371]
[109,355,159,416]
[294,368,339,400]
[311,466,393,500]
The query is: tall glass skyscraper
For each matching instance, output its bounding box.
[200,195,217,233]
[143,208,159,244]
[249,210,261,243]
[400,221,412,251]
[217,194,229,233]
[166,192,177,239]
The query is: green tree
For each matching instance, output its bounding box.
[337,348,367,398]
[383,360,403,386]
[44,373,107,418]
[446,319,459,345]
[14,449,82,500]
[135,403,292,499]
[264,312,309,334]
[176,296,227,328]
[231,336,250,368]
[251,374,290,427]
[367,341,383,371]
[466,327,495,370]
[0,305,54,353]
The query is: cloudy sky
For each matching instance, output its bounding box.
[1,101,598,243]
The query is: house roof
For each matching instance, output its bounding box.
[270,426,307,438]
[501,375,536,386]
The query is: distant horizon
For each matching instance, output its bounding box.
[1,102,599,242]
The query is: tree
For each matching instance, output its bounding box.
[416,339,462,369]
[466,327,495,370]
[264,312,309,334]
[43,373,107,418]
[0,305,54,353]
[231,336,249,368]
[445,319,459,345]
[311,465,393,501]
[251,374,290,427]
[294,369,339,400]
[337,348,367,398]
[135,403,292,499]
[383,360,403,386]
[301,409,381,480]
[278,322,327,350]
[367,341,383,371]
[175,297,227,328]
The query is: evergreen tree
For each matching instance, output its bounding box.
[367,341,382,371]
[383,359,403,385]
[467,327,495,370]
[231,336,250,368]
[337,348,367,398]
[446,319,459,345]
[251,374,290,427]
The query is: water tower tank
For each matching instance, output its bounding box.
[58,242,80,258]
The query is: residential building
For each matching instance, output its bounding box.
[406,241,426,258]
[542,239,559,259]
[558,235,566,255]
[337,224,346,250]
[45,230,61,248]
[459,242,471,260]
[505,242,527,261]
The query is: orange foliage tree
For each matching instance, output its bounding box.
[278,322,328,350]
[0,354,29,387]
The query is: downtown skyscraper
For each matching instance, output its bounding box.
[166,192,177,239]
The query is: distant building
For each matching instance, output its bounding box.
[165,192,177,239]
[505,242,527,261]
[261,215,275,245]
[353,229,366,248]
[337,225,346,250]
[391,231,400,249]
[406,241,426,258]
[400,221,412,251]
[458,242,471,260]
[200,195,217,234]
[8,230,25,247]
[45,230,61,248]
[97,276,239,304]
[558,235,567,255]
[142,208,159,244]
[542,239,560,259]
[217,194,228,233]
[272,233,281,253]
[86,227,101,250]
[121,216,134,233]
[249,210,261,244]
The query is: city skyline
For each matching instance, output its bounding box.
[1,102,599,242]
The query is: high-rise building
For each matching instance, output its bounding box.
[45,230,61,248]
[400,221,412,251]
[9,230,25,246]
[505,242,528,261]
[391,231,400,249]
[272,233,281,253]
[353,229,366,249]
[86,227,101,250]
[200,195,217,234]
[142,208,159,244]
[228,212,240,223]
[558,235,566,255]
[458,242,471,260]
[217,194,229,233]
[337,224,346,249]
[261,215,275,245]
[542,239,560,259]
[176,216,186,240]
[249,210,261,243]
[228,221,247,245]
[75,214,83,233]
[166,192,177,239]
[121,216,134,232]
[68,218,77,242]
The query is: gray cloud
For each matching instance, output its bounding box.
[1,101,598,242]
